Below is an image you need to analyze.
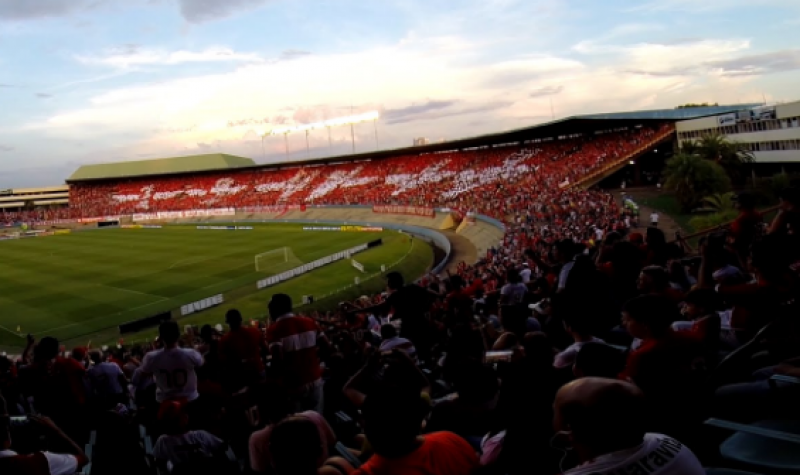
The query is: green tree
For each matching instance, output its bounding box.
[683,133,754,182]
[701,192,736,212]
[689,209,739,231]
[663,153,732,212]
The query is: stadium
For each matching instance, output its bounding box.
[3,99,800,475]
[0,105,695,350]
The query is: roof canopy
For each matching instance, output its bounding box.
[68,153,256,182]
[66,103,758,183]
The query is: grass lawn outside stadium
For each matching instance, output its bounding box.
[0,223,433,351]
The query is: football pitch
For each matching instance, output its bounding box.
[0,224,433,349]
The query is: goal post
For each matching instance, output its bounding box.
[255,247,298,273]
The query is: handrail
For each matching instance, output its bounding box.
[671,205,780,242]
[568,129,675,189]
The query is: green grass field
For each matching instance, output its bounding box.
[0,224,433,350]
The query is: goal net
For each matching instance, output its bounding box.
[254,247,301,273]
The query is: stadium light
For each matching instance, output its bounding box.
[266,111,380,136]
[261,110,380,159]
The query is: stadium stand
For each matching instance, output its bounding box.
[3,118,800,475]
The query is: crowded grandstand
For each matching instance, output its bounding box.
[1,107,799,475]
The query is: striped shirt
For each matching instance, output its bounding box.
[266,314,322,388]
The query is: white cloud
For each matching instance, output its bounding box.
[76,46,263,68]
[627,0,799,13]
[23,32,771,157]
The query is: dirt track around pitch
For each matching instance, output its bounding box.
[441,230,478,273]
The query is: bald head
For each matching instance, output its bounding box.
[555,378,646,457]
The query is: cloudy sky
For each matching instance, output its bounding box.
[1,0,799,187]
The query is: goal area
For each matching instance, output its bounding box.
[254,247,301,273]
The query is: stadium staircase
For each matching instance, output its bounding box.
[567,127,676,190]
[455,219,505,260]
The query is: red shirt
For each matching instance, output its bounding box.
[266,315,322,388]
[619,330,702,384]
[219,327,265,372]
[355,432,479,475]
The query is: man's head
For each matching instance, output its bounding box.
[638,265,669,293]
[554,378,646,462]
[386,272,404,291]
[684,288,719,319]
[361,387,427,458]
[268,294,293,320]
[88,350,103,365]
[158,321,181,347]
[269,417,324,475]
[226,309,243,330]
[554,239,575,263]
[34,336,59,362]
[622,295,675,340]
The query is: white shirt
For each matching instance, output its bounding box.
[650,213,659,223]
[140,347,203,402]
[88,361,125,397]
[500,282,527,305]
[564,433,704,475]
[558,260,576,291]
[519,267,532,283]
[553,337,605,368]
[379,336,416,356]
[153,431,224,470]
[594,228,604,241]
[0,449,78,475]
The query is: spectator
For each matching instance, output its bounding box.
[672,288,722,350]
[268,417,352,475]
[140,321,204,403]
[18,337,87,438]
[730,192,762,256]
[650,211,659,227]
[519,262,532,283]
[553,378,704,474]
[218,309,266,390]
[377,324,416,357]
[555,239,577,292]
[619,295,702,395]
[638,266,684,304]
[0,394,88,475]
[499,269,526,305]
[768,186,800,237]
[267,293,328,413]
[152,401,225,472]
[355,388,479,475]
[87,350,128,410]
[249,384,338,473]
[553,309,605,369]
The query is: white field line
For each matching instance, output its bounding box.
[169,256,214,269]
[33,234,388,338]
[98,284,163,298]
[0,325,24,340]
[36,296,170,335]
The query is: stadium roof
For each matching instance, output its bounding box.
[66,103,759,183]
[68,153,256,182]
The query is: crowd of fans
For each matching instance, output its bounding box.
[62,124,672,221]
[3,123,800,475]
